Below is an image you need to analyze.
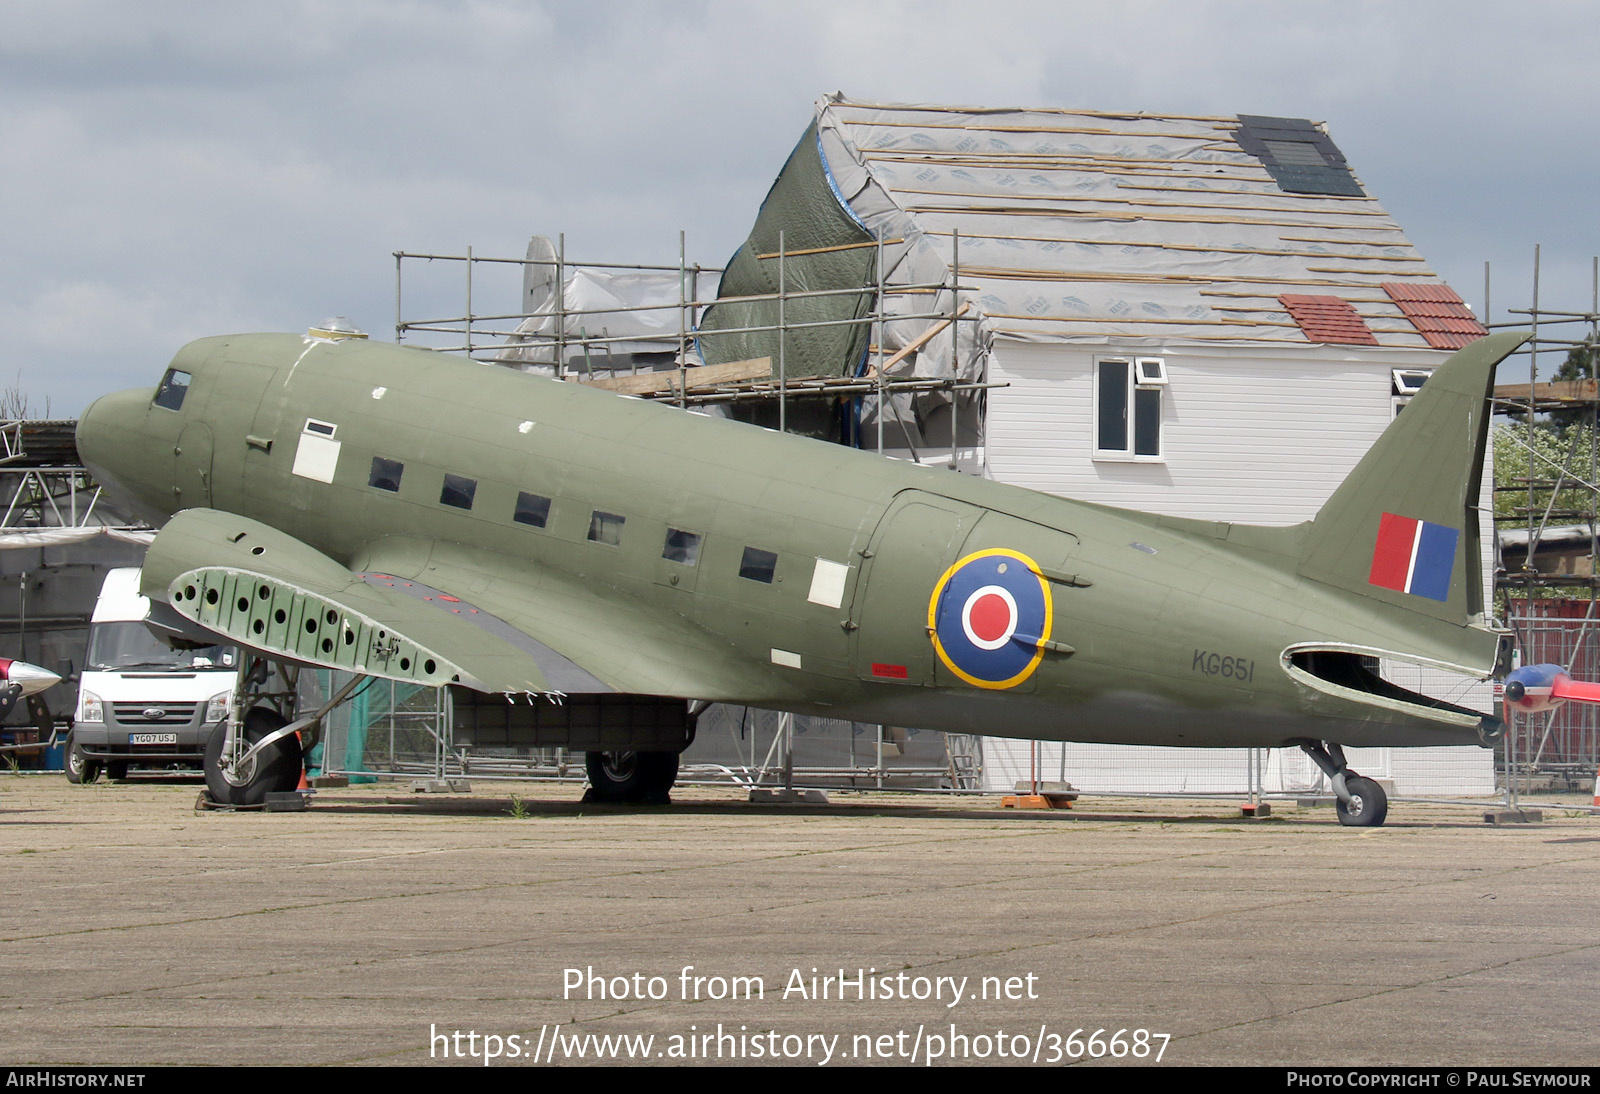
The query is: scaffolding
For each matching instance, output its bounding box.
[388,231,989,790]
[1490,247,1600,794]
[393,230,993,466]
[0,420,151,765]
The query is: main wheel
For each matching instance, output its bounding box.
[204,708,303,807]
[584,750,678,804]
[64,732,100,785]
[1336,774,1388,827]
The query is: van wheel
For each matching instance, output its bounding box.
[584,750,678,804]
[65,733,100,785]
[204,709,302,807]
[106,761,128,781]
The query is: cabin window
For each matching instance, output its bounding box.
[369,457,404,492]
[662,528,702,565]
[739,546,778,583]
[587,510,625,546]
[440,474,477,510]
[152,369,191,411]
[514,492,551,528]
[1094,357,1163,461]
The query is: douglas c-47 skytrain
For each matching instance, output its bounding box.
[75,326,1529,826]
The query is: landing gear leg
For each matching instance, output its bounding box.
[203,651,306,807]
[1299,741,1388,828]
[205,707,303,807]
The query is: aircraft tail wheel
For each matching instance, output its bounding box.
[1478,716,1506,747]
[204,708,304,807]
[1335,774,1388,827]
[584,750,678,804]
[64,732,100,785]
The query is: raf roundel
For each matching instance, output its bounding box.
[928,549,1052,689]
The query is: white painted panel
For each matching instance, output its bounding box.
[807,559,850,609]
[291,433,341,483]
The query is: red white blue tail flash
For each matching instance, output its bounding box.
[1368,512,1458,602]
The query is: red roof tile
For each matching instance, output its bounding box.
[1381,282,1462,303]
[1382,281,1488,349]
[1279,294,1378,345]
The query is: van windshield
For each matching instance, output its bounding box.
[86,622,235,672]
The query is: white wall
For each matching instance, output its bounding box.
[982,740,1495,798]
[978,337,1497,799]
[988,340,1412,522]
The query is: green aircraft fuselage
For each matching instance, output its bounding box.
[76,331,1518,750]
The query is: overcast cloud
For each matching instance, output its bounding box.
[3,0,1596,415]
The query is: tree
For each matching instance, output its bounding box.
[1546,340,1598,436]
[0,373,50,420]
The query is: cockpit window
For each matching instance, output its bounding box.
[153,369,191,411]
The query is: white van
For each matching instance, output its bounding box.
[65,568,238,783]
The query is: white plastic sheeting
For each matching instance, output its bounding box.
[495,235,721,369]
[0,527,153,549]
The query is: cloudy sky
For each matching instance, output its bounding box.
[4,0,1596,416]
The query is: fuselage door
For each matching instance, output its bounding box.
[208,359,275,505]
[174,421,214,509]
[849,490,983,685]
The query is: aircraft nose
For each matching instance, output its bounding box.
[76,388,153,488]
[77,386,172,523]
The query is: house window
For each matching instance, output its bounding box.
[1233,115,1365,197]
[1095,357,1164,460]
[1392,368,1432,418]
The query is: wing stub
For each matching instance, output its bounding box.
[170,566,464,687]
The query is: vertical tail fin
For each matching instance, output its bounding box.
[1298,331,1527,623]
